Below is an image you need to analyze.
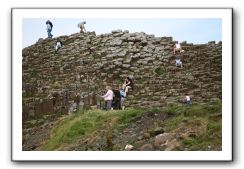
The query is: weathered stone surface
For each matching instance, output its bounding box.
[154,133,175,148]
[22,30,222,121]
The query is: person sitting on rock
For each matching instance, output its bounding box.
[122,77,133,94]
[119,87,126,110]
[173,42,184,55]
[46,20,53,39]
[55,38,63,52]
[175,58,183,68]
[100,86,114,110]
[77,21,86,33]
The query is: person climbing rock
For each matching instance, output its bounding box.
[77,21,86,33]
[100,86,114,110]
[119,87,126,110]
[175,57,183,68]
[55,38,63,52]
[173,41,184,55]
[46,20,53,39]
[122,77,133,94]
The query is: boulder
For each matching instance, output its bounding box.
[140,144,154,151]
[154,133,175,148]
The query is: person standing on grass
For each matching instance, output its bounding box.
[100,86,114,110]
[74,92,81,111]
[120,87,126,110]
[185,95,191,108]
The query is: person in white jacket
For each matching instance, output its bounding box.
[77,21,86,33]
[101,86,114,110]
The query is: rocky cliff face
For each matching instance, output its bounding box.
[22,30,222,120]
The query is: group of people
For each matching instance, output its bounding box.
[45,20,87,53]
[173,42,184,68]
[45,19,190,109]
[99,77,133,111]
[173,42,191,106]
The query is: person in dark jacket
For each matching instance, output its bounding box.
[122,77,133,94]
[46,20,53,39]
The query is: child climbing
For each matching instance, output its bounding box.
[77,21,86,33]
[46,20,53,39]
[122,77,133,94]
[175,57,183,68]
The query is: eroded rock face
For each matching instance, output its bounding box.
[22,31,222,120]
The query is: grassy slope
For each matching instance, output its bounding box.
[41,109,145,150]
[40,102,222,151]
[163,102,222,150]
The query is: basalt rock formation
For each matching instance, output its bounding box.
[22,30,222,121]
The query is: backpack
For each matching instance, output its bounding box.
[49,21,53,28]
[120,90,126,98]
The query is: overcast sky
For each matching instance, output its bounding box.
[22,18,221,48]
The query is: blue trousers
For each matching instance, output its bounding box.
[47,29,53,39]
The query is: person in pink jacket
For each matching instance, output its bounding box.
[101,86,114,110]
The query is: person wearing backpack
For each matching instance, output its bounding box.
[46,20,53,39]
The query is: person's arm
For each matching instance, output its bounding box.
[126,80,131,85]
[101,91,109,98]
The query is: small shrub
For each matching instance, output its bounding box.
[154,67,165,76]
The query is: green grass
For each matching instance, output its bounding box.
[40,102,222,151]
[163,102,222,150]
[165,103,181,115]
[41,109,145,150]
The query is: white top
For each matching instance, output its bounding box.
[78,22,85,28]
[56,42,61,47]
[102,89,114,101]
[176,59,181,64]
[175,43,181,49]
[46,23,52,31]
[186,96,190,101]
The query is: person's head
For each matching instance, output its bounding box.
[47,20,50,23]
[83,21,86,24]
[106,86,111,90]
